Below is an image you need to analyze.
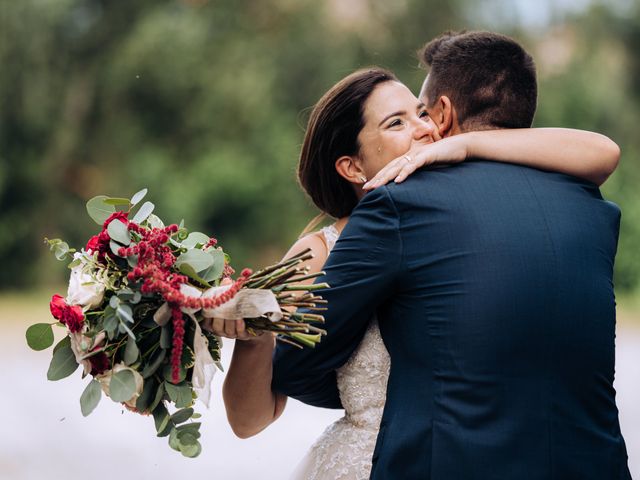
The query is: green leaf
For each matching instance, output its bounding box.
[135,377,156,413]
[181,232,209,248]
[201,249,226,282]
[109,240,124,257]
[26,323,54,351]
[179,441,202,458]
[165,382,193,408]
[102,197,131,206]
[109,370,136,402]
[153,403,170,434]
[53,335,70,354]
[109,296,120,308]
[169,427,181,451]
[170,407,194,425]
[141,349,166,379]
[160,325,171,349]
[132,201,155,224]
[47,338,79,381]
[130,188,148,206]
[149,382,165,412]
[80,379,102,416]
[86,196,116,225]
[146,213,164,229]
[178,263,211,287]
[107,219,131,245]
[175,249,214,274]
[124,335,139,365]
[116,304,134,324]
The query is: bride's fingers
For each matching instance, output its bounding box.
[224,319,238,338]
[363,160,403,190]
[393,160,421,184]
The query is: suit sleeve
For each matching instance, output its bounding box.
[271,186,403,408]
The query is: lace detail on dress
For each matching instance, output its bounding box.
[291,224,390,480]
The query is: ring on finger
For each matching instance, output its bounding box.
[403,154,413,163]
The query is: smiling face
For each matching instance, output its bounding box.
[355,81,435,180]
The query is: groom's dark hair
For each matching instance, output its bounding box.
[419,31,537,130]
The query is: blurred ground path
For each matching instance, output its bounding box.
[1,296,638,479]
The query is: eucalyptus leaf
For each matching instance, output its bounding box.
[201,249,225,282]
[80,379,102,416]
[130,188,148,206]
[177,431,198,446]
[132,201,155,224]
[175,249,214,273]
[170,407,194,425]
[169,427,181,451]
[109,370,136,402]
[107,219,131,245]
[116,304,134,324]
[109,240,124,257]
[153,403,170,434]
[181,232,209,248]
[165,382,192,408]
[53,335,71,354]
[86,196,115,225]
[109,296,120,308]
[146,213,164,229]
[179,442,201,458]
[102,197,131,206]
[124,335,139,365]
[142,349,166,379]
[47,339,79,381]
[178,264,211,287]
[135,377,156,413]
[26,323,54,351]
[149,382,165,412]
[160,325,171,349]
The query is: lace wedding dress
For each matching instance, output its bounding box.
[290,225,391,480]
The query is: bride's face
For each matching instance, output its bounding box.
[356,81,435,180]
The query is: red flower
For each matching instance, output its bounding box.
[89,351,110,376]
[49,294,66,319]
[49,294,85,333]
[61,305,85,333]
[103,211,129,229]
[85,235,100,253]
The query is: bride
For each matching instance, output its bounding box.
[206,67,620,479]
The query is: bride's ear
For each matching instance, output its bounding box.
[335,155,367,185]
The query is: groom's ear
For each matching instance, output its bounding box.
[430,95,457,138]
[335,155,366,185]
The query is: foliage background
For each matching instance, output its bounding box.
[1,0,639,297]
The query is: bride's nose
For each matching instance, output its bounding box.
[412,118,435,142]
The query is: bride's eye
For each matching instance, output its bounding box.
[419,110,429,118]
[387,118,403,128]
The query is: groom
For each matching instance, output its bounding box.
[272,31,631,478]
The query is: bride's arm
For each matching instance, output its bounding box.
[364,128,620,189]
[218,233,329,438]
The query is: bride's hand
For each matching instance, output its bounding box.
[363,136,468,190]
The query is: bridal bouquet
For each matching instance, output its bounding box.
[26,189,327,457]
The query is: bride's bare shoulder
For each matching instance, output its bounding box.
[282,231,329,278]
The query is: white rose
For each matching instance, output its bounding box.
[66,253,105,310]
[96,363,144,409]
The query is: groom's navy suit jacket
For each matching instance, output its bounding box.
[272,161,631,479]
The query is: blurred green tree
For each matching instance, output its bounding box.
[0,0,638,294]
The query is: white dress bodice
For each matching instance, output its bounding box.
[290,225,391,480]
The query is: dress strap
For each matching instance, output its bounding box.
[320,224,339,252]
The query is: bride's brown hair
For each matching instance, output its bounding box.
[297,67,397,221]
